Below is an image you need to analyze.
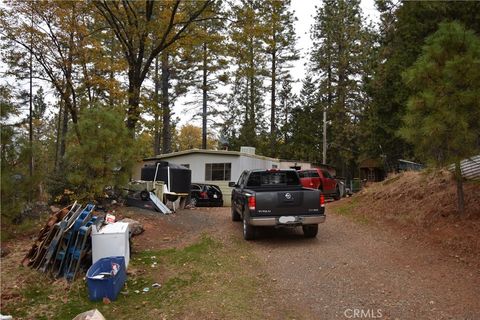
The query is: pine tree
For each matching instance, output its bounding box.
[0,85,35,219]
[364,1,480,165]
[226,0,269,150]
[66,105,135,200]
[400,22,480,215]
[261,0,299,153]
[310,0,369,177]
[175,0,229,150]
[285,75,321,162]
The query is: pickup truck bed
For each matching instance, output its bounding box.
[230,169,326,240]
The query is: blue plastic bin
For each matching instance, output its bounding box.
[86,256,127,301]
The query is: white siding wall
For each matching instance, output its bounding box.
[147,153,239,182]
[140,152,281,206]
[239,156,279,178]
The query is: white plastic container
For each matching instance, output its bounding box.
[92,222,130,268]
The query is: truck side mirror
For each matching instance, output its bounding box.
[228,182,237,187]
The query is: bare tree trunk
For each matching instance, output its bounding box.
[109,35,115,108]
[126,60,142,137]
[29,8,34,200]
[249,38,255,130]
[202,42,208,150]
[29,33,33,178]
[161,52,171,154]
[153,55,161,155]
[270,46,276,154]
[59,101,69,171]
[54,103,62,172]
[126,80,140,137]
[455,161,465,215]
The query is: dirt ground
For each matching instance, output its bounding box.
[121,201,479,319]
[2,194,479,319]
[343,170,480,265]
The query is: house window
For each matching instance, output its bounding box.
[205,163,231,181]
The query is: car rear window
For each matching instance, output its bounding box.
[308,170,320,178]
[247,171,300,186]
[298,170,319,178]
[207,185,222,193]
[322,170,333,178]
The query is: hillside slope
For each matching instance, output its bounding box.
[330,170,480,264]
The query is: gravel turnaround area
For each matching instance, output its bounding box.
[200,205,480,320]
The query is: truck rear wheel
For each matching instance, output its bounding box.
[302,224,318,238]
[231,206,241,221]
[243,217,256,240]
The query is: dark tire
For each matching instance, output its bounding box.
[243,216,256,240]
[140,190,149,201]
[303,224,318,238]
[231,206,241,221]
[334,187,341,200]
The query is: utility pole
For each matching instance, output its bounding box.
[322,108,327,164]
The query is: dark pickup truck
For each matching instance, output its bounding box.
[229,169,326,240]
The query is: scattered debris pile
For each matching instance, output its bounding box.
[21,202,98,281]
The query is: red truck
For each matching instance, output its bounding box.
[298,168,340,200]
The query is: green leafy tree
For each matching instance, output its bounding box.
[65,105,135,200]
[400,22,480,214]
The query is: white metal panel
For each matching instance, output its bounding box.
[92,222,130,267]
[448,155,480,180]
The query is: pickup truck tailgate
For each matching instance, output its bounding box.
[254,189,321,216]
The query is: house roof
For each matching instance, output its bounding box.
[359,158,383,169]
[143,148,279,162]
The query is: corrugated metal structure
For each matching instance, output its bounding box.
[449,155,480,180]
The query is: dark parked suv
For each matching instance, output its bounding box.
[190,183,224,207]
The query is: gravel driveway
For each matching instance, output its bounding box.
[194,205,480,320]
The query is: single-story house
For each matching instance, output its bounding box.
[133,147,316,206]
[134,147,278,206]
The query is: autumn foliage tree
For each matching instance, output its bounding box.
[175,124,216,151]
[93,0,213,135]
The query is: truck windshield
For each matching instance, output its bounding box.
[247,171,300,187]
